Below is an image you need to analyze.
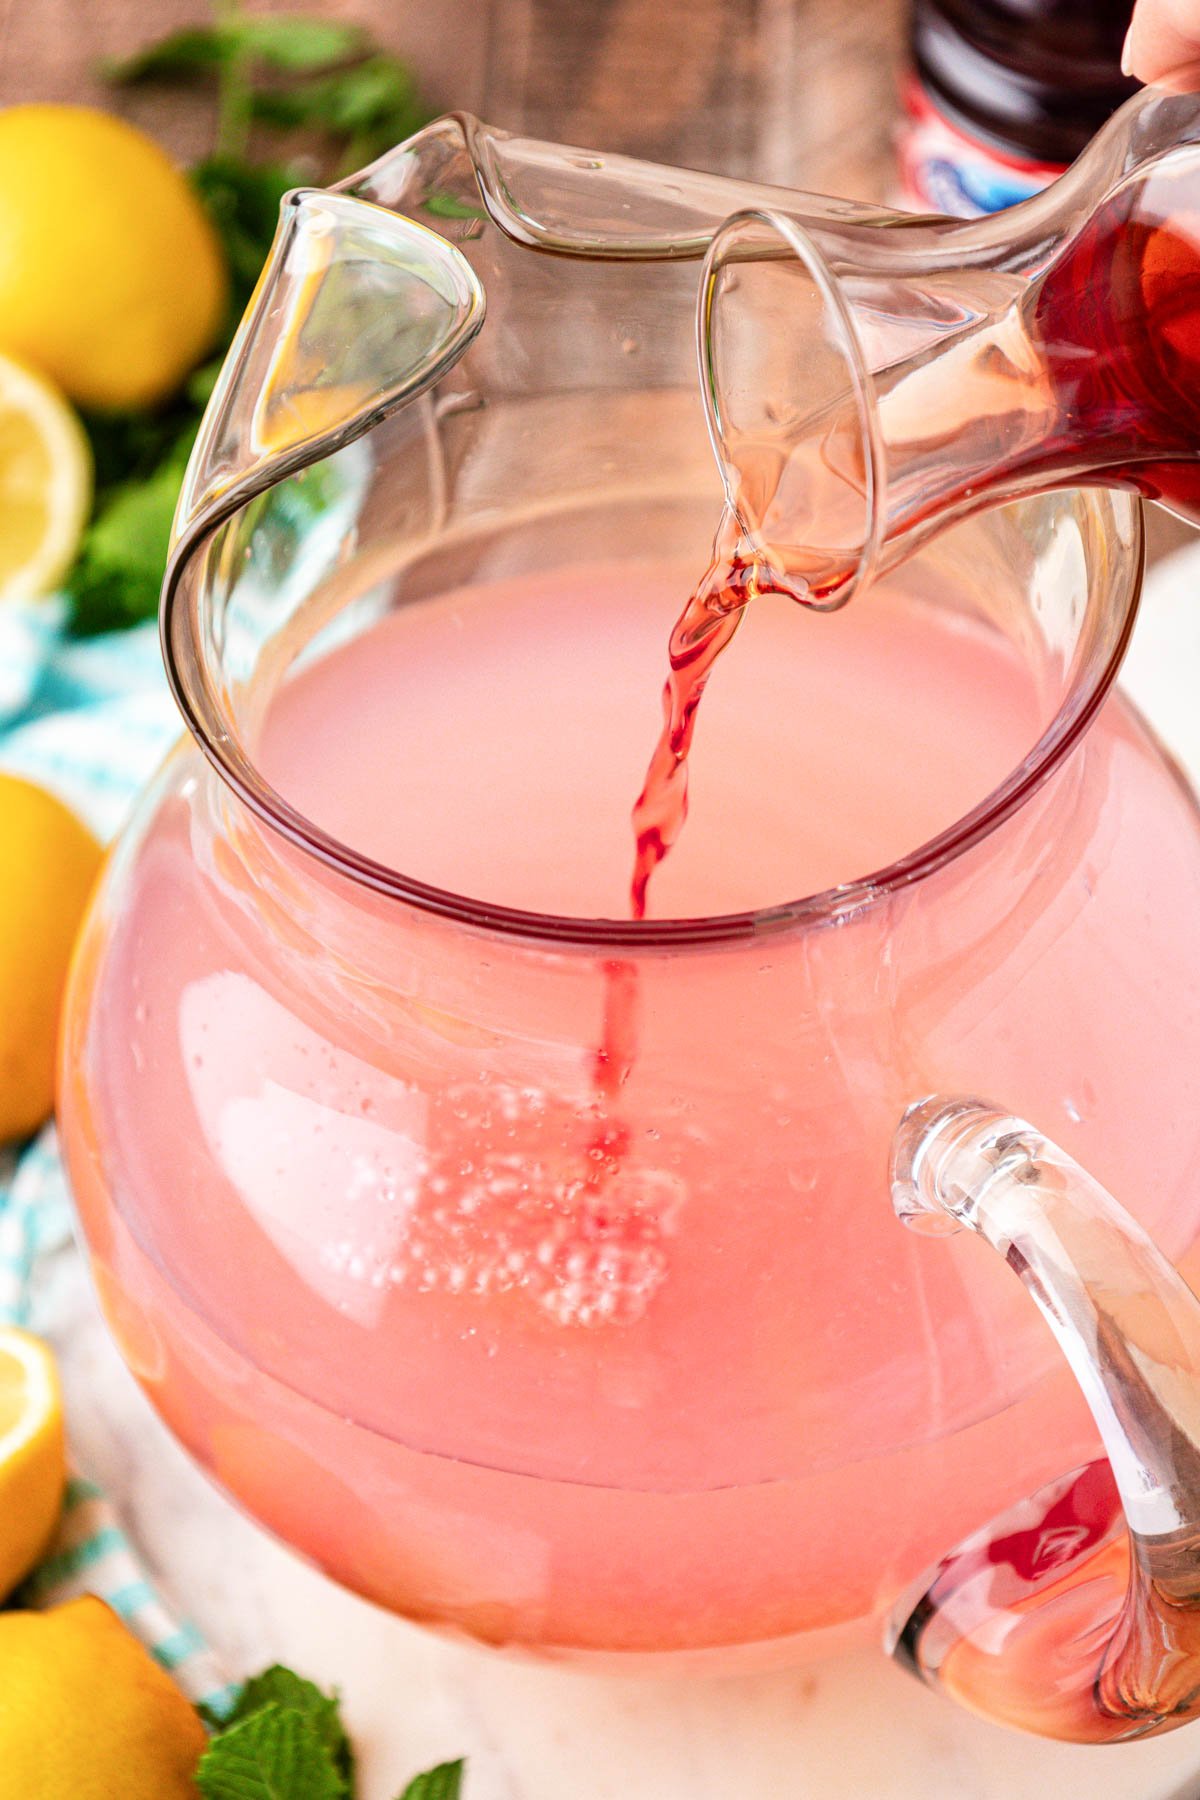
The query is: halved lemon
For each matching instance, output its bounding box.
[0,771,103,1142]
[0,1327,65,1601]
[0,351,89,601]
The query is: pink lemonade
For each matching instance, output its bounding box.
[61,554,1200,1661]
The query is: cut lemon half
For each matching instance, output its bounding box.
[0,352,89,601]
[0,1327,65,1601]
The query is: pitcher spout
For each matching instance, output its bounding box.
[173,189,485,541]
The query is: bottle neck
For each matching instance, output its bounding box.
[910,0,1138,168]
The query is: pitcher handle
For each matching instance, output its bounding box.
[888,1095,1200,1743]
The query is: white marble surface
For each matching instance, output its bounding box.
[56,545,1200,1800]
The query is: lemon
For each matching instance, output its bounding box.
[0,1327,64,1600]
[0,105,227,411]
[0,1596,206,1797]
[0,772,102,1142]
[0,352,90,599]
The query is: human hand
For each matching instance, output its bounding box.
[1125,0,1200,91]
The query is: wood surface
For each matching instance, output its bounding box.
[0,0,906,199]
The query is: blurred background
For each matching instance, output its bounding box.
[1,0,904,200]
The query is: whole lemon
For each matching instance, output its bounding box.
[0,1597,206,1797]
[0,105,226,411]
[0,772,102,1142]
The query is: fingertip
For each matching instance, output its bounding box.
[1122,23,1136,77]
[1122,0,1200,88]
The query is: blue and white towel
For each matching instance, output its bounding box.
[0,599,236,1718]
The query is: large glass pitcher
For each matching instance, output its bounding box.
[56,100,1200,1743]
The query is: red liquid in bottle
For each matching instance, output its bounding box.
[1029,195,1200,521]
[886,151,1200,551]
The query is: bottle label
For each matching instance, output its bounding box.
[897,78,1066,216]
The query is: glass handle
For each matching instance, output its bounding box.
[888,1096,1200,1743]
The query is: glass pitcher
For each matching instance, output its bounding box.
[55,98,1200,1744]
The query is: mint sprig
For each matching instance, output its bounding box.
[196,1662,464,1800]
[105,12,427,178]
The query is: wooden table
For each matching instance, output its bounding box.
[0,0,905,200]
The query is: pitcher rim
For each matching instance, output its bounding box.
[161,485,1144,950]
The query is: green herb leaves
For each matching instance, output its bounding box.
[105,13,427,171]
[62,389,208,634]
[251,54,425,174]
[63,436,194,635]
[224,1666,355,1786]
[399,1763,466,1800]
[189,156,296,315]
[106,16,366,86]
[198,1703,346,1800]
[196,1663,464,1800]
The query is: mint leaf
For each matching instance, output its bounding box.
[190,156,297,316]
[398,1762,465,1800]
[424,193,487,222]
[107,18,364,84]
[228,16,365,73]
[197,1661,467,1800]
[104,27,232,83]
[63,432,195,635]
[227,1666,353,1787]
[250,53,425,166]
[197,1703,344,1800]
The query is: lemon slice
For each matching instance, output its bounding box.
[0,352,89,601]
[0,1327,65,1600]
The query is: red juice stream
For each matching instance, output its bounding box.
[581,538,787,1185]
[628,552,759,919]
[589,549,760,1156]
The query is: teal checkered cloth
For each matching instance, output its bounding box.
[0,598,236,1718]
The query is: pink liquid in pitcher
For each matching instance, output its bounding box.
[61,554,1200,1660]
[262,560,1035,918]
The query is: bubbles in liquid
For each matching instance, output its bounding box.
[326,1082,686,1328]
